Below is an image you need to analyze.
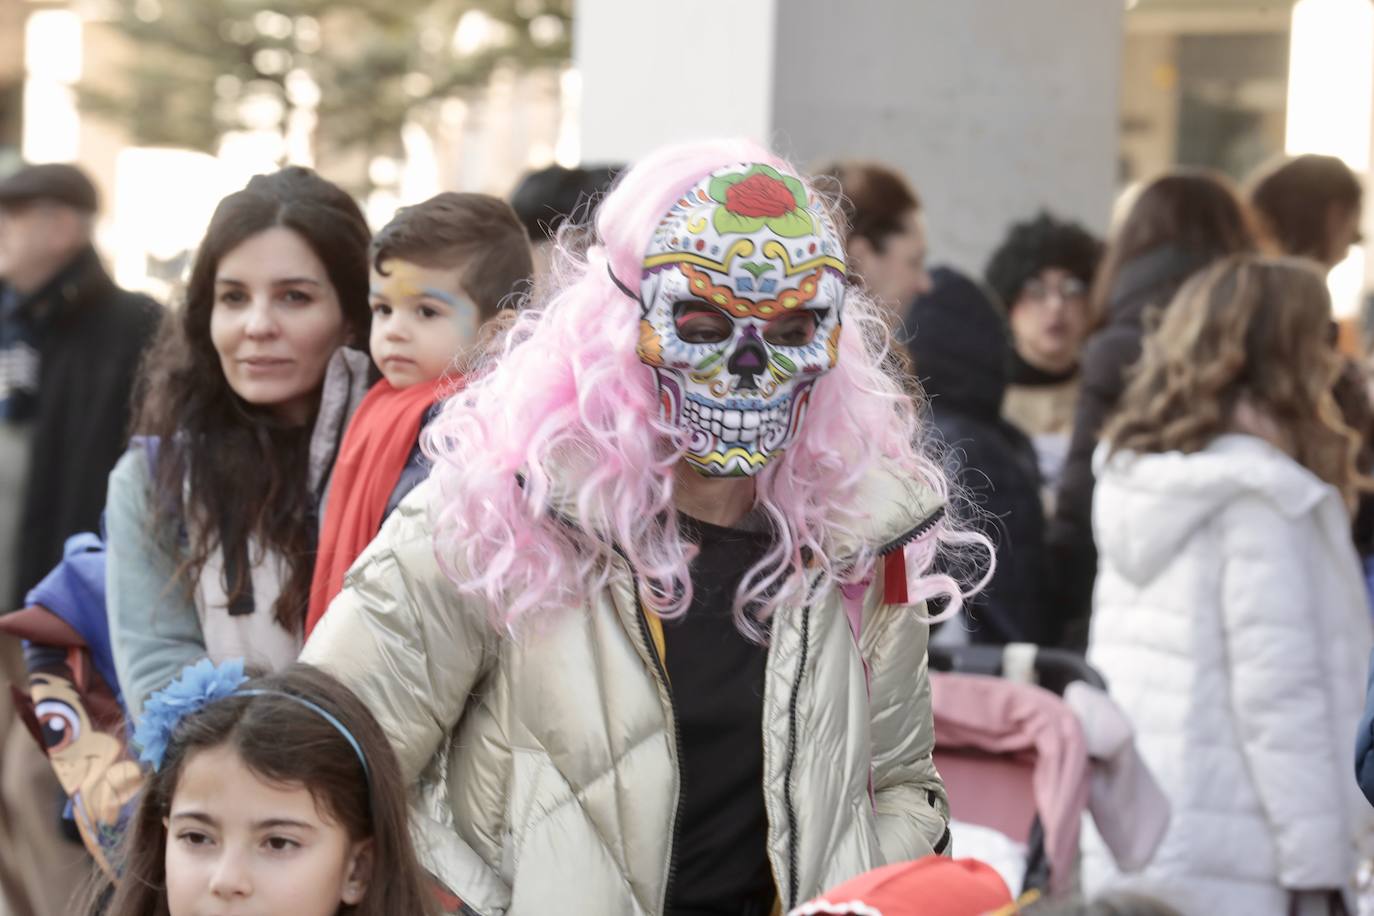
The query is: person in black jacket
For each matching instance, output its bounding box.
[1049,170,1257,651]
[0,163,161,608]
[907,267,1050,644]
[0,163,160,916]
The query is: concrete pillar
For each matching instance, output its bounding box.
[575,0,1123,273]
[575,0,776,164]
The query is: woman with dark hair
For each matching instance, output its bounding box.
[984,212,1103,506]
[1249,153,1363,272]
[1050,169,1257,650]
[817,161,933,323]
[107,167,372,718]
[1250,154,1374,574]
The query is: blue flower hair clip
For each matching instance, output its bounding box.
[133,657,249,771]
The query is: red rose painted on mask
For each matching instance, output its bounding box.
[725,173,796,218]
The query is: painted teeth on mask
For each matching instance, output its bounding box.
[684,397,792,447]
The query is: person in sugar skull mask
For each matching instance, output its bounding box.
[303,140,986,915]
[630,162,847,477]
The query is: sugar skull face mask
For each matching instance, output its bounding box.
[628,163,847,477]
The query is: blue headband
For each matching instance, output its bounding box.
[236,688,371,783]
[133,658,370,786]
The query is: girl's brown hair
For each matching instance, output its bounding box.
[101,664,436,916]
[132,167,372,632]
[1093,169,1257,323]
[1106,255,1366,505]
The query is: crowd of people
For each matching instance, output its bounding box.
[0,137,1370,916]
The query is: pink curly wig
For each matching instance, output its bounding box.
[425,139,985,637]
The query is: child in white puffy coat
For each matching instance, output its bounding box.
[1084,255,1374,916]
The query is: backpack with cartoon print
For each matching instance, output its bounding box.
[0,531,142,876]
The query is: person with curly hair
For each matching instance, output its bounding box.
[984,212,1102,507]
[1085,255,1374,915]
[303,140,986,914]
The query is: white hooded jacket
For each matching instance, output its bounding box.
[1083,434,1374,915]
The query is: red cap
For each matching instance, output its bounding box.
[790,857,1014,916]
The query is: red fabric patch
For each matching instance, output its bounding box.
[883,548,908,605]
[428,879,464,913]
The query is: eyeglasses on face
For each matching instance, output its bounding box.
[1021,275,1087,305]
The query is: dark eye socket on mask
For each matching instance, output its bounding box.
[674,301,826,347]
[763,309,824,347]
[674,301,734,344]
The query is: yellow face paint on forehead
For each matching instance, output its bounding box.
[371,259,433,302]
[370,258,481,336]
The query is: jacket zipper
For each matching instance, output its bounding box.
[781,598,813,910]
[779,509,942,908]
[773,503,945,907]
[874,505,952,860]
[876,505,946,558]
[628,573,685,916]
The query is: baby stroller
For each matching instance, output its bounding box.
[929,643,1168,901]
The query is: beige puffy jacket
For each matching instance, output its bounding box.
[301,466,950,915]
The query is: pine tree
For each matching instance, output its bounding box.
[80,0,572,175]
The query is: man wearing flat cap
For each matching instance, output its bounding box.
[0,163,160,914]
[0,163,161,608]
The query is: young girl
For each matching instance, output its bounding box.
[107,167,372,718]
[1084,255,1374,915]
[101,661,436,916]
[303,140,985,913]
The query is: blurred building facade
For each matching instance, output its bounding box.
[576,0,1123,289]
[1121,0,1295,185]
[2,0,1373,318]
